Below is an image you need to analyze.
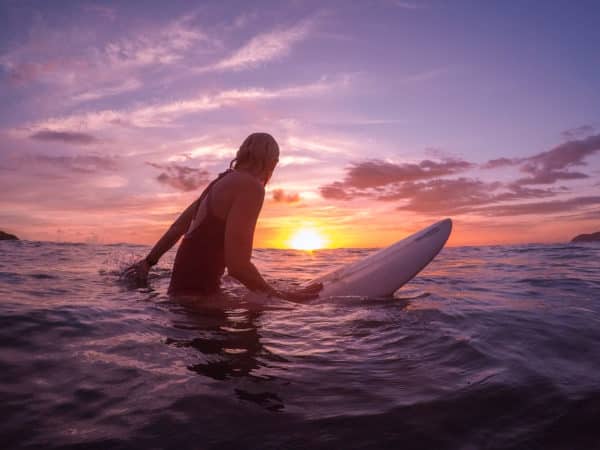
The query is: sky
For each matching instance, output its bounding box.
[1,0,599,248]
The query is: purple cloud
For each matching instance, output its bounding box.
[561,125,595,141]
[481,157,519,169]
[515,134,600,185]
[147,163,210,192]
[325,158,474,191]
[475,196,600,217]
[18,153,118,173]
[319,135,600,216]
[481,133,600,186]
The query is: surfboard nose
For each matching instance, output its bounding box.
[441,218,453,230]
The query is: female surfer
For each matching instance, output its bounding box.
[123,132,322,301]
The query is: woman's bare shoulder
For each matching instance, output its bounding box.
[227,171,265,195]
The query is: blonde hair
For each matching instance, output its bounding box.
[230,132,279,170]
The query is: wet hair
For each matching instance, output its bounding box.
[230,132,280,171]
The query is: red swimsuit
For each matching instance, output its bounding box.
[168,170,232,295]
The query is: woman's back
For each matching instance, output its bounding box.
[168,171,232,295]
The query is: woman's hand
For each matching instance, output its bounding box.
[122,259,151,286]
[275,282,323,302]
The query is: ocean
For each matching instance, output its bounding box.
[1,240,599,449]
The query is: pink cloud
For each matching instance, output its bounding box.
[0,13,210,104]
[22,76,350,132]
[6,61,62,85]
[197,17,316,73]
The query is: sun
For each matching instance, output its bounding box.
[289,228,326,251]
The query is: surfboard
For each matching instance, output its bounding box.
[312,218,452,298]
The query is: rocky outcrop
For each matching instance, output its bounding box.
[571,231,600,243]
[0,230,19,240]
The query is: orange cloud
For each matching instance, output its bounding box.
[271,188,300,203]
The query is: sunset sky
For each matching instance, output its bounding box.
[1,0,599,247]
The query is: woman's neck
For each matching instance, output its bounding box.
[235,166,267,185]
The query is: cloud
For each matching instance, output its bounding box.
[4,60,67,85]
[22,76,350,132]
[394,1,427,9]
[321,158,474,191]
[320,135,600,217]
[319,182,356,200]
[271,189,300,203]
[475,196,600,217]
[198,18,314,72]
[0,12,212,100]
[561,124,595,141]
[82,4,117,21]
[278,155,320,166]
[104,14,209,69]
[147,162,210,192]
[322,172,573,216]
[286,134,356,155]
[30,130,99,145]
[8,153,118,174]
[397,67,451,84]
[319,156,587,215]
[516,133,600,185]
[389,178,562,215]
[480,133,600,185]
[71,78,142,102]
[481,157,519,169]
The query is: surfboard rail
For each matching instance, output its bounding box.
[314,218,452,298]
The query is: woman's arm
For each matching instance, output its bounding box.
[144,199,199,265]
[122,199,198,285]
[224,181,273,291]
[224,182,322,301]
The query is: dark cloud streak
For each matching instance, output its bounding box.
[147,162,210,192]
[7,153,118,173]
[30,130,99,145]
[481,133,600,186]
[340,158,474,189]
[475,196,600,217]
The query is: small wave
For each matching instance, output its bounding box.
[28,273,58,280]
[0,271,25,284]
[517,277,586,288]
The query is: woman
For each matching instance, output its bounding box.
[124,132,322,301]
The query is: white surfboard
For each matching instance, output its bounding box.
[312,218,452,298]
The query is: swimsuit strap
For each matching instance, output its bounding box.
[205,169,232,216]
[190,169,232,222]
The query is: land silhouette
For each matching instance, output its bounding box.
[571,231,600,243]
[0,230,19,240]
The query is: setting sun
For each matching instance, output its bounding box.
[289,228,326,251]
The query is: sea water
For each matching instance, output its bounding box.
[1,240,599,449]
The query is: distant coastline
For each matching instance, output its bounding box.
[571,231,600,243]
[0,230,19,240]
